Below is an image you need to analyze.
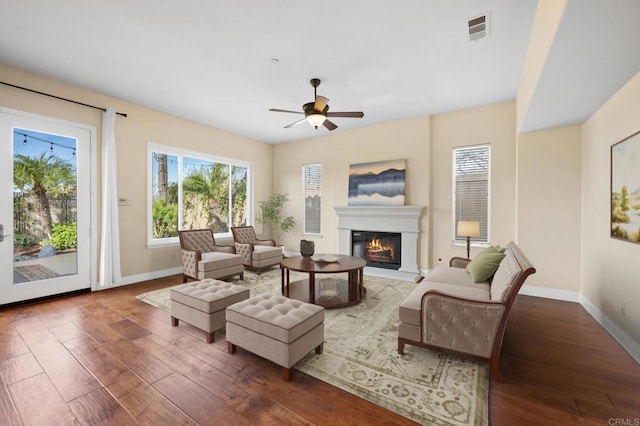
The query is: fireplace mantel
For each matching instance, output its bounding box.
[335,205,425,281]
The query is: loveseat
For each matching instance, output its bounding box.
[397,241,536,380]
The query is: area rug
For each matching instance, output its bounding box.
[136,270,488,425]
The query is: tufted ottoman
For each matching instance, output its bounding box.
[170,279,250,343]
[226,293,325,381]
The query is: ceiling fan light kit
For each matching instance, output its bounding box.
[269,78,364,131]
[307,113,326,128]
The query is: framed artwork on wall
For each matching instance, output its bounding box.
[611,130,640,244]
[348,159,406,206]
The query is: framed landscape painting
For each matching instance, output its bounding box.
[348,159,406,206]
[611,130,640,244]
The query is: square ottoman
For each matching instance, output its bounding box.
[170,279,250,343]
[226,293,324,381]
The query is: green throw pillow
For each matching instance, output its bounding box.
[491,245,506,254]
[475,245,505,256]
[466,247,505,283]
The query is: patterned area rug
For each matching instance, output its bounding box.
[136,269,488,425]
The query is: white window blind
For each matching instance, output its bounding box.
[452,145,490,243]
[303,163,322,234]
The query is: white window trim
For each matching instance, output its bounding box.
[451,144,491,246]
[146,142,253,248]
[302,163,322,236]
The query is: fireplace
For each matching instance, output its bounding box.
[351,231,401,270]
[335,205,424,281]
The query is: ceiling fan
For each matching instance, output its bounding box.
[269,78,364,131]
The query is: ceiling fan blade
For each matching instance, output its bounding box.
[284,118,307,128]
[315,95,329,112]
[270,108,303,114]
[323,119,338,131]
[326,111,364,118]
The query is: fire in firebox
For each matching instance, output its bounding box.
[351,230,401,270]
[366,237,395,262]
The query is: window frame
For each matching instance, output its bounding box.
[146,142,253,248]
[451,144,491,246]
[302,162,322,236]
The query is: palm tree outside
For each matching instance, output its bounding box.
[182,161,231,232]
[13,152,75,239]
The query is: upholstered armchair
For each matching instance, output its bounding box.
[178,229,244,283]
[230,226,283,274]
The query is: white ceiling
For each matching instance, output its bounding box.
[0,1,638,144]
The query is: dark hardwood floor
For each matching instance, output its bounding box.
[1,274,639,425]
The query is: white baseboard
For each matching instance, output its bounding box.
[579,295,640,365]
[93,266,183,290]
[120,266,183,286]
[518,284,580,302]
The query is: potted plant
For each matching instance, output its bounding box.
[255,193,295,246]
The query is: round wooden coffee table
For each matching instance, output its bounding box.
[280,255,367,308]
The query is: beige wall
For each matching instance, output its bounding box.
[430,102,517,267]
[581,70,640,345]
[517,126,581,292]
[272,118,431,267]
[1,64,273,279]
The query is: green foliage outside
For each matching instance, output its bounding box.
[41,222,77,250]
[231,166,247,227]
[14,232,34,248]
[182,162,234,233]
[152,201,178,238]
[152,154,248,238]
[14,152,75,239]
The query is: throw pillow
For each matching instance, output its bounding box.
[466,247,505,283]
[475,245,505,257]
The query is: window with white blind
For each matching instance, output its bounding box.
[452,145,490,244]
[303,163,322,234]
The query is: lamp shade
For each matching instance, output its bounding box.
[307,113,326,128]
[457,220,480,237]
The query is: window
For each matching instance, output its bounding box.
[452,145,490,244]
[148,143,252,246]
[303,163,322,234]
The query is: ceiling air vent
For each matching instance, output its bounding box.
[468,13,489,41]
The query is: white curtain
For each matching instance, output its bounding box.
[99,108,122,288]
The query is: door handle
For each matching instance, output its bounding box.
[0,224,6,243]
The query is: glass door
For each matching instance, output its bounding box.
[0,109,93,305]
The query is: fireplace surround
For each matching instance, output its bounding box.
[335,205,424,281]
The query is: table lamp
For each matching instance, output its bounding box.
[457,220,480,259]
